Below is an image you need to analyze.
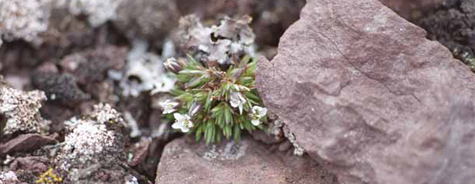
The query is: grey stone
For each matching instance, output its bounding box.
[256,0,475,183]
[155,137,338,184]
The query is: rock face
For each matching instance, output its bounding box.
[256,0,475,184]
[0,134,56,156]
[155,137,338,184]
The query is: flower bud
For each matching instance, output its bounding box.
[164,57,183,74]
[188,102,203,117]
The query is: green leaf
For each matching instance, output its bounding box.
[187,54,201,65]
[224,104,233,125]
[215,127,222,142]
[233,124,241,141]
[205,120,213,144]
[204,90,213,111]
[177,92,194,102]
[210,123,216,144]
[244,91,261,102]
[225,125,232,139]
[196,124,203,141]
[239,55,251,68]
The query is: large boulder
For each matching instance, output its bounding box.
[256,0,475,184]
[155,137,338,184]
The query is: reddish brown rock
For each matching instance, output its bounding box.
[0,134,56,156]
[256,0,475,183]
[155,137,338,184]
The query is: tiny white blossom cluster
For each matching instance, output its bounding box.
[112,40,175,97]
[177,15,256,65]
[59,0,124,27]
[0,82,50,134]
[0,171,20,183]
[0,0,52,47]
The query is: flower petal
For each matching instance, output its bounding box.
[187,120,194,128]
[251,119,260,126]
[172,122,184,129]
[183,114,191,121]
[174,113,184,121]
[181,126,190,133]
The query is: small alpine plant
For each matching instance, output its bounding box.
[161,55,267,144]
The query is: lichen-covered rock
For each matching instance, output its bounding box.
[0,0,52,47]
[55,103,138,184]
[0,171,24,184]
[59,45,127,84]
[113,0,179,44]
[155,137,338,184]
[174,15,256,65]
[58,0,124,27]
[256,0,475,183]
[0,80,50,135]
[175,0,305,48]
[32,73,90,105]
[110,40,175,97]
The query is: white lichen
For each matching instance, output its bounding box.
[59,103,121,171]
[177,15,256,65]
[0,82,50,134]
[60,119,115,170]
[58,0,124,27]
[90,103,122,124]
[283,125,305,156]
[0,0,52,47]
[202,140,247,161]
[0,171,20,184]
[114,39,175,97]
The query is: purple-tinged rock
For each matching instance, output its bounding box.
[256,0,475,183]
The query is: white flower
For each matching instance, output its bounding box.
[251,119,261,126]
[230,92,246,114]
[252,106,267,118]
[160,100,179,114]
[250,106,267,126]
[172,113,194,132]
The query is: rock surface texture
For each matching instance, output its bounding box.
[155,137,338,184]
[256,0,475,184]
